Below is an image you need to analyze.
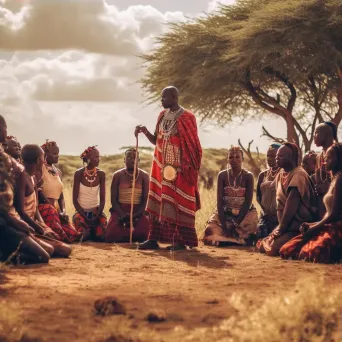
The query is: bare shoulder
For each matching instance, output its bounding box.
[244,170,254,180]
[217,170,227,179]
[113,168,125,178]
[259,170,267,178]
[335,173,342,186]
[97,169,106,177]
[139,169,149,177]
[75,167,84,174]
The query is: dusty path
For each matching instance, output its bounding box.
[1,243,342,341]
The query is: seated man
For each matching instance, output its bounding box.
[16,144,72,258]
[256,143,317,257]
[106,149,150,243]
[0,147,50,264]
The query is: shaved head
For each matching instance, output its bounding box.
[0,115,7,143]
[161,86,180,109]
[162,86,179,98]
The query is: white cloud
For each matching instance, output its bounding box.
[0,1,187,102]
[0,0,185,55]
[208,0,236,12]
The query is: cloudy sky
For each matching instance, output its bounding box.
[0,0,285,156]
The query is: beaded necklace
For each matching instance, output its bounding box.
[279,169,292,187]
[318,151,331,183]
[266,167,280,182]
[84,167,98,185]
[227,168,243,189]
[45,162,58,177]
[125,169,140,187]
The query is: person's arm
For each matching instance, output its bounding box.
[1,211,34,234]
[110,171,126,218]
[133,171,149,218]
[256,171,265,210]
[57,170,67,216]
[217,172,225,227]
[94,170,106,219]
[15,173,45,235]
[303,175,342,237]
[135,125,157,145]
[277,187,301,235]
[235,173,254,225]
[72,170,86,219]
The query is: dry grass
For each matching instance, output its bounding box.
[90,277,342,342]
[0,301,23,341]
[177,277,342,342]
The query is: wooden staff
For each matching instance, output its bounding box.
[129,136,139,244]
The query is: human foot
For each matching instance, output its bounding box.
[166,244,186,251]
[137,240,160,250]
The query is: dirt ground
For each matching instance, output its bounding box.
[1,243,342,342]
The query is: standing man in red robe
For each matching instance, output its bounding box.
[135,86,202,250]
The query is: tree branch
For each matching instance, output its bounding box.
[261,126,286,144]
[238,139,261,177]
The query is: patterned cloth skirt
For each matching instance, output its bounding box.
[280,222,342,263]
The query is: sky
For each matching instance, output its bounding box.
[0,0,285,156]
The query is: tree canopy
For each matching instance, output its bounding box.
[141,0,342,151]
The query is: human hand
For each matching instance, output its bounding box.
[299,222,312,235]
[134,125,147,137]
[59,212,69,223]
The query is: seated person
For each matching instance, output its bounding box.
[256,143,317,257]
[3,136,22,163]
[36,141,82,243]
[302,150,317,183]
[73,146,107,242]
[203,146,258,246]
[0,116,24,187]
[314,122,338,218]
[280,143,342,263]
[256,143,281,239]
[106,149,149,243]
[0,148,50,264]
[16,144,72,258]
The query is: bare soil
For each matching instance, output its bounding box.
[1,243,342,342]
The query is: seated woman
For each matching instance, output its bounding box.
[3,136,22,163]
[16,144,72,258]
[256,143,281,239]
[0,148,50,264]
[256,143,317,257]
[36,141,82,243]
[73,146,107,242]
[106,149,149,243]
[280,143,342,263]
[203,146,258,246]
[314,122,338,218]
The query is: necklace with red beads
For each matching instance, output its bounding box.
[84,167,98,185]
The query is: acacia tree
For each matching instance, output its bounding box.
[141,0,342,153]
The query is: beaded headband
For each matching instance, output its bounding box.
[5,136,18,142]
[41,140,57,152]
[268,143,281,150]
[227,146,243,157]
[81,146,98,159]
